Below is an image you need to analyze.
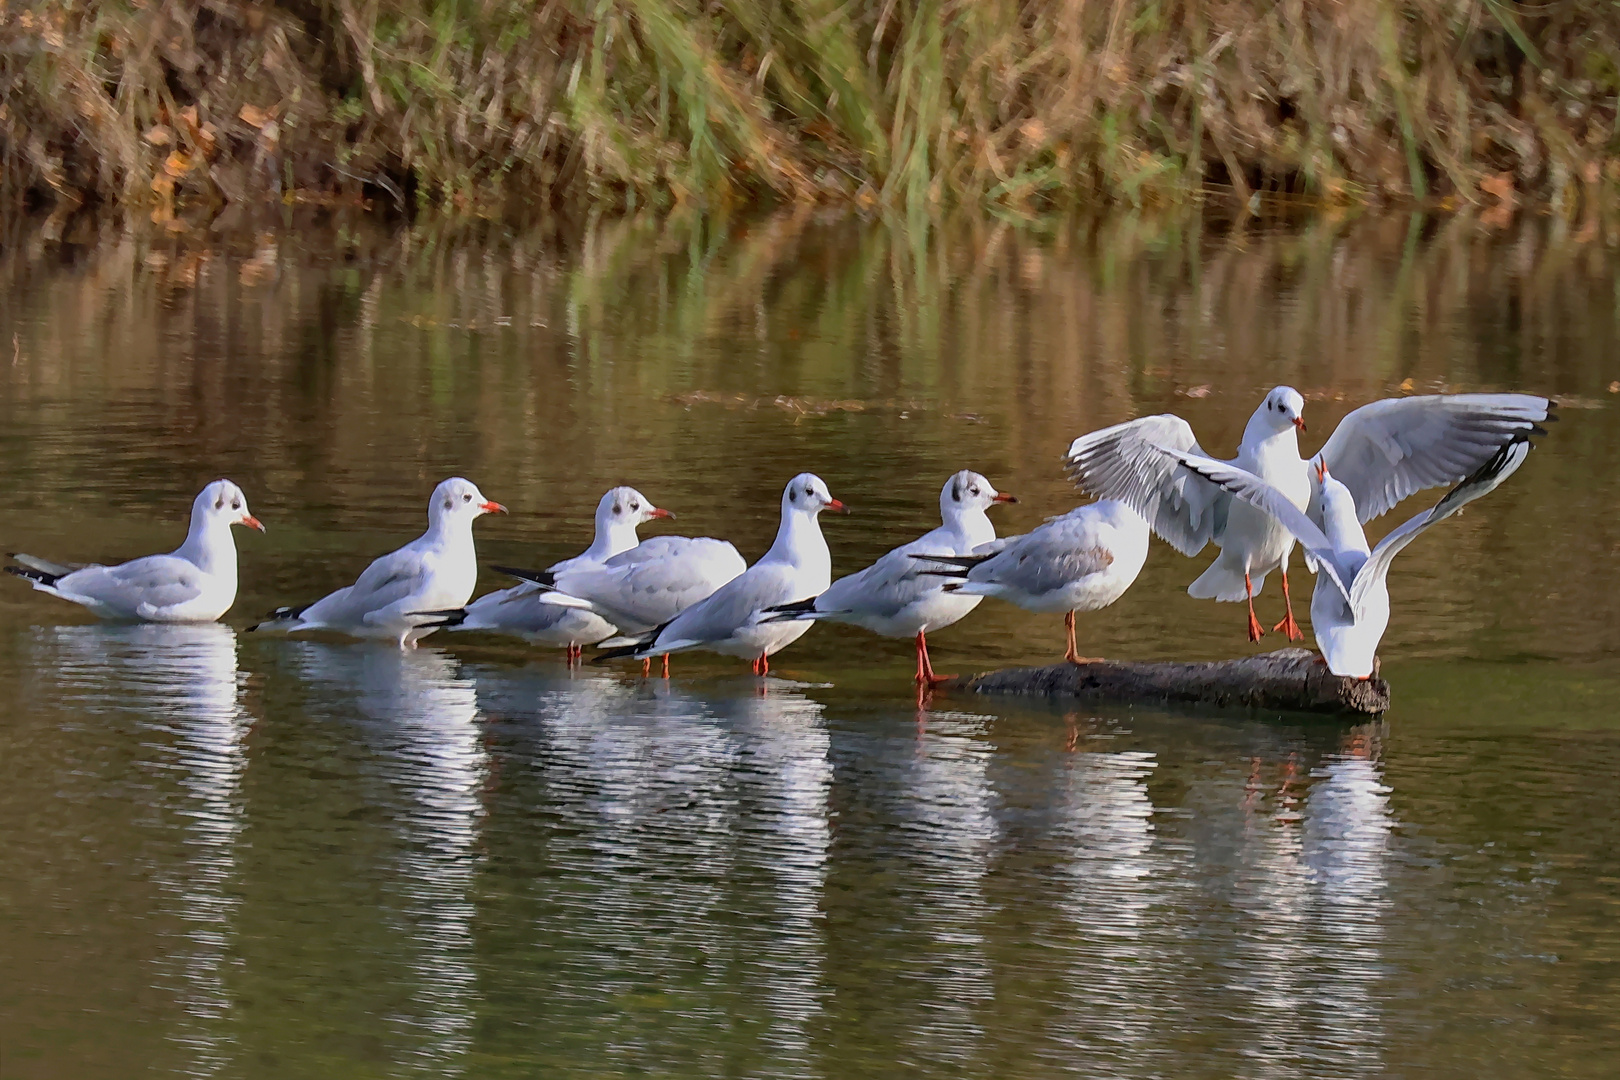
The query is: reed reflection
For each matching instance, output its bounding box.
[291,643,486,1073]
[35,623,248,1078]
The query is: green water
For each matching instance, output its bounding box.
[1,210,1618,1078]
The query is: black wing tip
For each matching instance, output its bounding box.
[493,565,553,587]
[251,601,312,630]
[590,643,645,664]
[407,607,469,627]
[4,564,59,586]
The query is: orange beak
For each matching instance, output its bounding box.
[1292,416,1307,433]
[647,507,675,520]
[992,493,1018,504]
[480,501,508,514]
[240,515,265,532]
[825,498,849,513]
[1315,459,1327,483]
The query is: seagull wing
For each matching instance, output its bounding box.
[1315,393,1552,523]
[1065,414,1228,556]
[1351,439,1531,615]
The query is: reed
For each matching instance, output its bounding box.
[2,0,1617,216]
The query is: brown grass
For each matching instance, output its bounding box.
[2,0,1618,217]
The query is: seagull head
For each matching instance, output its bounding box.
[430,477,506,527]
[598,486,673,529]
[1257,386,1307,435]
[783,473,846,517]
[941,470,1015,522]
[195,479,264,532]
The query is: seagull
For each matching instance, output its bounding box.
[762,470,1015,688]
[5,479,264,623]
[428,486,672,661]
[914,500,1150,665]
[594,473,846,675]
[483,535,748,675]
[248,477,505,649]
[1065,388,1552,643]
[1151,438,1533,677]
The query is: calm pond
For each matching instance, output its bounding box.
[1,209,1618,1078]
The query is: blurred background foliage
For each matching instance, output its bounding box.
[2,0,1618,217]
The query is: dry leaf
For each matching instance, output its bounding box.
[163,151,192,177]
[1608,382,1619,394]
[239,104,269,129]
[1479,171,1516,205]
[144,124,173,146]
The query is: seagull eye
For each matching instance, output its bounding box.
[463,493,473,502]
[629,502,639,511]
[969,486,980,495]
[231,500,241,511]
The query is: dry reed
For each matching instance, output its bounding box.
[2,0,1618,216]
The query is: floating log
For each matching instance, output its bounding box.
[945,648,1389,716]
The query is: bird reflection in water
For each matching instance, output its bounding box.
[472,671,831,1075]
[292,643,486,1073]
[38,623,249,1078]
[897,710,998,1068]
[1052,717,1169,1071]
[1226,725,1393,1078]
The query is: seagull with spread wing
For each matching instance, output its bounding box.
[1149,439,1534,677]
[1065,389,1552,643]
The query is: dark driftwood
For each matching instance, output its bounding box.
[945,648,1389,716]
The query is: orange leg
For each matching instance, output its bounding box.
[1063,611,1102,664]
[759,652,770,676]
[661,654,670,678]
[641,657,651,677]
[1272,570,1304,641]
[1245,573,1265,642]
[914,630,953,689]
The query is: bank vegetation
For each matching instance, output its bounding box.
[2,0,1618,219]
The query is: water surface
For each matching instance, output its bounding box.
[1,210,1618,1078]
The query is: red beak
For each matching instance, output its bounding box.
[992,493,1018,504]
[825,498,848,513]
[240,515,265,532]
[1315,459,1327,483]
[647,507,675,520]
[480,501,508,514]
[1292,416,1307,433]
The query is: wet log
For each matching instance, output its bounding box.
[945,648,1389,716]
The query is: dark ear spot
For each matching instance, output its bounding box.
[443,498,453,510]
[951,480,961,502]
[215,498,224,510]
[612,505,621,514]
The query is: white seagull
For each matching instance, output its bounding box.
[248,477,505,648]
[595,473,846,675]
[431,486,671,661]
[1065,388,1552,643]
[916,500,1150,665]
[762,470,1015,688]
[6,479,264,623]
[487,534,748,675]
[1151,438,1533,677]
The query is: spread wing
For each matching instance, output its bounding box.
[1065,414,1228,556]
[1315,393,1552,522]
[1154,447,1353,605]
[1352,439,1531,613]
